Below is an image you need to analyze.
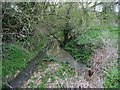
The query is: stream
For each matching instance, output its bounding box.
[4,29,116,88]
[3,39,85,89]
[8,50,46,88]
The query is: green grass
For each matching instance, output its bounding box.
[65,40,93,64]
[108,29,118,39]
[64,28,103,64]
[76,29,102,45]
[27,81,34,88]
[38,75,49,89]
[2,32,48,81]
[65,26,118,65]
[36,61,49,71]
[103,65,119,88]
[54,63,75,79]
[2,44,35,80]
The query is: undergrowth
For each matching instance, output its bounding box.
[2,31,47,81]
[27,61,75,88]
[103,65,119,88]
[65,29,103,64]
[2,44,35,81]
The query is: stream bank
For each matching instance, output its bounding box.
[23,29,118,88]
[3,29,118,88]
[3,40,85,88]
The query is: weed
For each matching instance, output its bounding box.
[38,75,49,89]
[2,44,35,80]
[27,81,34,88]
[55,63,75,79]
[103,65,119,88]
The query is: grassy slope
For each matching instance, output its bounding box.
[2,44,36,81]
[103,65,119,88]
[103,27,119,88]
[2,31,48,81]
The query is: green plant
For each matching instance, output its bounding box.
[50,76,56,82]
[54,63,75,79]
[38,75,49,89]
[39,82,46,90]
[27,81,34,88]
[65,40,92,64]
[61,63,75,76]
[2,44,34,80]
[64,29,103,64]
[103,66,119,88]
[55,68,64,78]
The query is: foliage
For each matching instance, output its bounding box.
[27,81,34,88]
[103,65,119,88]
[1,2,118,88]
[2,2,38,42]
[2,44,35,80]
[75,29,102,45]
[65,29,103,64]
[38,75,48,89]
[2,28,48,81]
[65,40,92,64]
[55,63,75,78]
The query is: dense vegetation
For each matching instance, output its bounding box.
[2,1,119,88]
